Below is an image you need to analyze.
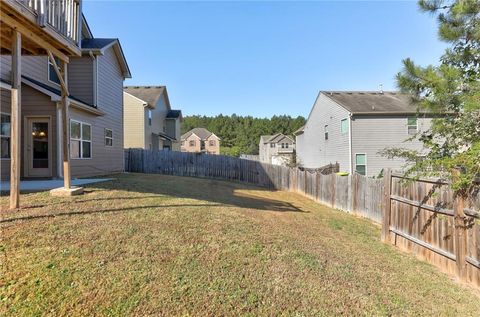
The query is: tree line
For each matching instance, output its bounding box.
[181,114,306,156]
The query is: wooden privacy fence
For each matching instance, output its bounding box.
[125,149,479,288]
[381,170,480,288]
[124,149,384,221]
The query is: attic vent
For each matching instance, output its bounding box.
[372,106,375,111]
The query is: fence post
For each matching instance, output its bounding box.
[331,172,336,208]
[453,169,467,282]
[316,171,320,202]
[351,173,357,214]
[381,169,392,243]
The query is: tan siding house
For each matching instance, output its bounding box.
[0,15,131,180]
[123,86,182,151]
[181,128,221,155]
[259,133,295,166]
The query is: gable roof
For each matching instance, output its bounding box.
[261,133,295,144]
[293,125,305,136]
[81,38,131,78]
[123,86,170,110]
[181,128,219,141]
[321,91,418,115]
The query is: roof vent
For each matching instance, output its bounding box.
[372,105,375,111]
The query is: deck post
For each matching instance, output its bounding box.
[381,169,392,243]
[452,169,467,282]
[9,30,21,209]
[61,60,71,189]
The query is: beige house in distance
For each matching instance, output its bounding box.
[123,86,182,151]
[259,133,295,166]
[181,128,220,155]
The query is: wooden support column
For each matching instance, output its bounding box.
[60,60,71,189]
[381,169,392,242]
[9,31,21,209]
[453,169,467,282]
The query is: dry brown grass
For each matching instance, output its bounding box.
[1,173,479,316]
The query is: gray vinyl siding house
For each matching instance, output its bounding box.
[0,17,131,180]
[296,91,432,177]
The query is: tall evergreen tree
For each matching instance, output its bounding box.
[382,0,479,192]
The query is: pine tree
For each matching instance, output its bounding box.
[382,0,479,192]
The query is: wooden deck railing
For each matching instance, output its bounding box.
[18,0,80,45]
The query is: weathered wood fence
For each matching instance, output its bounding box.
[382,170,480,288]
[125,149,479,288]
[125,149,384,221]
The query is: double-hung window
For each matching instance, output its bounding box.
[209,140,215,146]
[48,56,61,85]
[341,118,348,134]
[407,117,418,135]
[0,113,11,159]
[105,128,113,146]
[355,154,366,176]
[70,120,92,159]
[324,125,329,140]
[189,140,195,147]
[270,143,275,148]
[148,110,152,126]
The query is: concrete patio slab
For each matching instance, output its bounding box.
[0,178,114,193]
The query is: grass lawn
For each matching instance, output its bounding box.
[1,173,479,316]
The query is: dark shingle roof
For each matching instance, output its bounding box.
[322,91,418,114]
[166,110,182,119]
[81,38,117,50]
[181,128,217,141]
[124,86,168,109]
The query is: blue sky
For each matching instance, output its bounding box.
[83,1,446,117]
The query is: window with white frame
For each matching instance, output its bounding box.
[407,117,418,135]
[70,120,92,159]
[105,128,113,146]
[355,154,366,176]
[324,125,329,140]
[148,109,152,126]
[48,56,61,85]
[341,118,348,134]
[270,143,275,148]
[1,113,11,159]
[189,140,195,147]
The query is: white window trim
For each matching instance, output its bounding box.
[70,119,92,160]
[47,58,61,87]
[355,153,367,176]
[105,128,113,147]
[341,118,348,135]
[407,117,418,135]
[0,112,11,160]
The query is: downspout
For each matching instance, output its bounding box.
[348,113,353,174]
[89,50,97,106]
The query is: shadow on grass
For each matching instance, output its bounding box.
[1,173,306,223]
[0,203,223,224]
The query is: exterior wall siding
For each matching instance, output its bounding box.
[1,56,60,89]
[68,56,94,105]
[1,85,58,180]
[123,93,146,149]
[351,115,431,177]
[296,93,351,172]
[70,46,125,177]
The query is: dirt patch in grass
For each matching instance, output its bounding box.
[1,173,479,316]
